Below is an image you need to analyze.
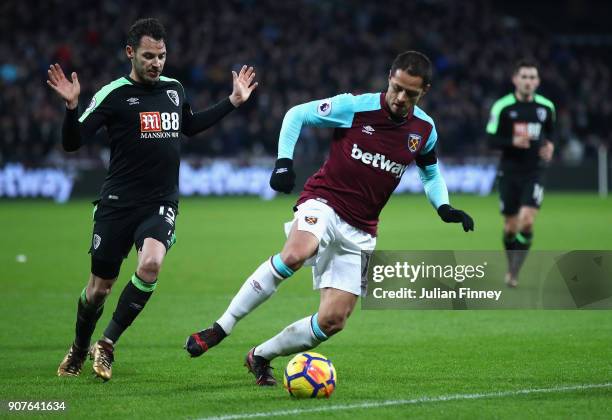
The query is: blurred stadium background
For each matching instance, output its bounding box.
[0,0,610,201]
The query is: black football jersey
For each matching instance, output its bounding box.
[74,75,235,207]
[486,93,556,172]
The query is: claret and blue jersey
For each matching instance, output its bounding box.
[277,92,449,236]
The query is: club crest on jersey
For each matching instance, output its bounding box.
[166,90,179,106]
[408,133,422,152]
[536,107,547,122]
[305,216,318,225]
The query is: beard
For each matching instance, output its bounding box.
[135,63,160,84]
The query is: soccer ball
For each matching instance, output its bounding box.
[283,352,336,398]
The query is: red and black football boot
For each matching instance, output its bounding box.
[185,322,226,357]
[244,347,277,386]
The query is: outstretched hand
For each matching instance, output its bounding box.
[47,63,80,110]
[229,65,258,107]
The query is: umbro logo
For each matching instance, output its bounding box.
[127,97,140,106]
[275,168,288,174]
[251,280,263,293]
[362,125,375,135]
[509,110,518,119]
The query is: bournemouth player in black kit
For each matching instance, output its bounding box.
[486,60,555,287]
[47,18,258,380]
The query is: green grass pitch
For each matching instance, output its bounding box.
[1,194,611,419]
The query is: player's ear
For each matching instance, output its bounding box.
[126,45,134,60]
[422,83,431,96]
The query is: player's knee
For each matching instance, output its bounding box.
[317,312,348,336]
[88,280,113,305]
[520,217,534,232]
[280,248,307,271]
[504,219,518,234]
[137,256,162,280]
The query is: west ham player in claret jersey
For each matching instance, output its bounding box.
[186,51,473,385]
[48,18,257,381]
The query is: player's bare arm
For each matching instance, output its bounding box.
[229,65,258,107]
[46,63,80,110]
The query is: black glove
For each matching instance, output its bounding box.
[269,158,296,194]
[437,204,474,232]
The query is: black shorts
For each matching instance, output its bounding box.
[89,202,178,263]
[497,171,544,215]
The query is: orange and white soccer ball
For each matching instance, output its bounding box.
[283,352,336,398]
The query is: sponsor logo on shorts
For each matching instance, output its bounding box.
[408,133,422,152]
[305,216,318,225]
[93,234,101,250]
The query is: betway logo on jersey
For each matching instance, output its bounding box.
[139,112,180,139]
[351,144,407,178]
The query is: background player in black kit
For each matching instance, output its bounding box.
[486,60,555,288]
[47,18,258,380]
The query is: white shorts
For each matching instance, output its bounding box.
[284,199,376,297]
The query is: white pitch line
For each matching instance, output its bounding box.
[195,382,612,420]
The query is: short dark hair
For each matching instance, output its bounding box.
[390,51,432,86]
[127,18,166,50]
[513,59,539,75]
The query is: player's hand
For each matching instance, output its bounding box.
[47,63,80,110]
[229,65,258,107]
[539,140,554,162]
[437,204,474,232]
[512,135,530,149]
[270,158,295,194]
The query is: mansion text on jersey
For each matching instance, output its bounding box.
[141,131,180,139]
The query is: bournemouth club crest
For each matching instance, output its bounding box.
[166,90,179,106]
[93,234,101,250]
[536,107,547,122]
[408,133,422,152]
